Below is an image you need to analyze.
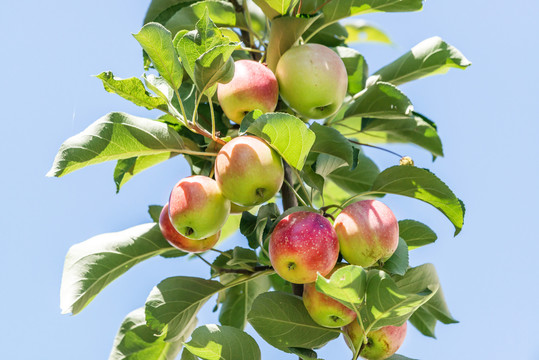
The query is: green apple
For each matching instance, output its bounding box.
[217,60,279,124]
[334,200,399,267]
[215,135,284,206]
[303,264,356,328]
[229,202,253,214]
[159,203,220,253]
[169,175,230,240]
[275,43,348,119]
[343,320,407,360]
[269,211,339,284]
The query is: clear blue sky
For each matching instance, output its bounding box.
[1,1,538,359]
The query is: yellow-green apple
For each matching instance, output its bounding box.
[215,135,284,206]
[334,200,399,267]
[169,175,230,240]
[217,60,279,124]
[343,320,407,360]
[230,202,253,214]
[303,264,356,328]
[269,211,339,284]
[275,43,348,119]
[159,203,220,252]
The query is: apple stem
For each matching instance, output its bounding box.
[282,177,309,207]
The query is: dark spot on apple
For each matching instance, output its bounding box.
[330,315,341,323]
[287,262,296,270]
[256,187,266,199]
[185,227,194,236]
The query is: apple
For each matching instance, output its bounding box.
[343,320,407,360]
[169,175,230,240]
[334,200,399,267]
[217,59,279,124]
[303,264,357,328]
[215,135,284,206]
[159,203,220,253]
[269,211,339,284]
[230,202,253,214]
[275,43,348,119]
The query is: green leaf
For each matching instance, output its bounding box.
[96,72,168,110]
[315,265,367,309]
[328,152,379,194]
[263,0,293,15]
[344,82,414,120]
[145,277,225,341]
[194,43,237,95]
[310,123,354,166]
[47,112,185,177]
[381,238,409,275]
[165,0,236,35]
[60,223,174,315]
[114,153,177,192]
[370,166,465,235]
[386,355,418,360]
[303,22,348,47]
[399,219,437,250]
[144,0,197,25]
[184,325,261,360]
[241,112,316,170]
[181,348,200,360]
[287,347,320,359]
[240,203,280,249]
[394,264,458,337]
[133,23,183,90]
[361,270,437,331]
[344,20,391,44]
[334,46,368,94]
[247,292,340,351]
[212,247,259,273]
[374,36,471,86]
[219,276,271,329]
[148,205,164,222]
[109,307,195,360]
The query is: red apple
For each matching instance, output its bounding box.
[169,175,230,240]
[215,135,284,206]
[159,203,220,253]
[217,60,279,124]
[303,264,357,328]
[343,320,407,360]
[334,200,399,267]
[269,211,339,284]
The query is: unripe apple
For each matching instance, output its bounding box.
[303,264,357,328]
[335,200,399,267]
[343,320,407,360]
[269,211,339,284]
[275,43,348,119]
[229,202,253,214]
[217,60,279,124]
[159,203,220,253]
[215,135,284,206]
[169,175,230,240]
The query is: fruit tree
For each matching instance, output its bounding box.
[49,0,470,359]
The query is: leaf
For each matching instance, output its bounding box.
[247,292,340,351]
[184,324,261,360]
[165,0,236,35]
[144,0,197,25]
[60,223,174,315]
[381,238,409,275]
[219,276,271,329]
[212,247,259,272]
[47,112,185,177]
[145,277,225,341]
[109,307,195,360]
[334,46,368,94]
[194,43,237,95]
[315,265,367,309]
[241,112,316,170]
[114,153,177,192]
[96,72,168,110]
[288,347,320,359]
[328,152,379,194]
[374,36,471,86]
[398,219,437,250]
[133,23,183,90]
[310,123,354,166]
[370,166,465,235]
[148,205,164,222]
[386,355,418,360]
[344,82,414,120]
[361,270,437,331]
[344,20,391,44]
[181,348,200,360]
[240,203,280,249]
[263,0,293,15]
[303,22,348,47]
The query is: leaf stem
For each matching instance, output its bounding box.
[348,139,404,158]
[208,94,217,141]
[282,177,308,207]
[290,166,314,208]
[340,191,383,208]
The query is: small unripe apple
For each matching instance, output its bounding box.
[169,175,230,240]
[159,204,220,253]
[217,60,279,124]
[215,135,284,206]
[303,264,356,328]
[275,43,348,119]
[335,200,399,267]
[269,211,339,284]
[343,320,407,360]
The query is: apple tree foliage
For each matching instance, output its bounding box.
[49,0,470,358]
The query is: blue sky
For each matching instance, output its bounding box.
[1,0,538,359]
